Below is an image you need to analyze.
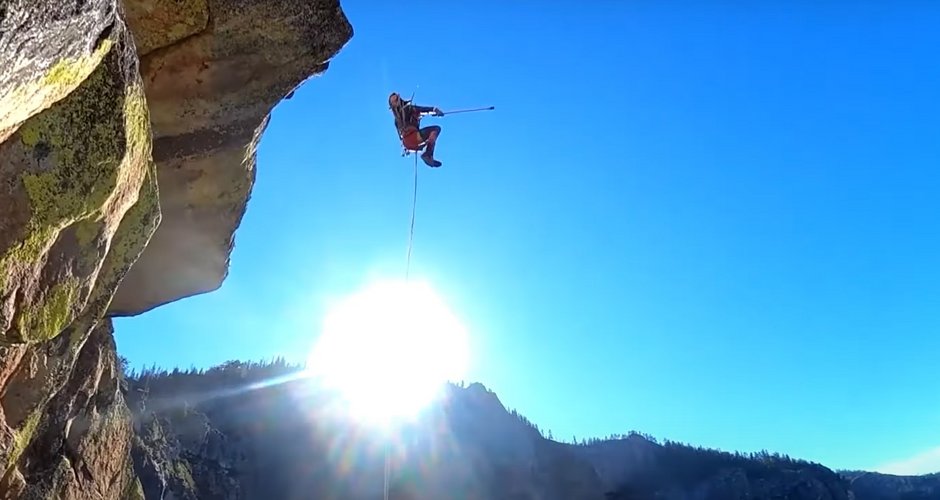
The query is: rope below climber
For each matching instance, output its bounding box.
[388,91,495,280]
[406,151,417,280]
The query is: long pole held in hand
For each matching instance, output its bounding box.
[443,106,495,115]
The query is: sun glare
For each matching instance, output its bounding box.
[306,279,469,426]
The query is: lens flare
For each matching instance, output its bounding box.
[306,279,469,427]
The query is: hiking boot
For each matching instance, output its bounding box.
[421,151,442,168]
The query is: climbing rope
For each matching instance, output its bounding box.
[405,152,418,281]
[385,97,421,500]
[384,441,391,500]
[383,95,493,500]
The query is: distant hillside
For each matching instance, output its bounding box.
[586,436,850,499]
[843,471,940,500]
[120,359,934,499]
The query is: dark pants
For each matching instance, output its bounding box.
[419,125,440,143]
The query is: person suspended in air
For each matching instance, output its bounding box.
[388,92,445,167]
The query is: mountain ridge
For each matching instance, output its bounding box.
[122,359,935,500]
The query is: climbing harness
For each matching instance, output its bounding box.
[391,96,429,158]
[399,127,427,157]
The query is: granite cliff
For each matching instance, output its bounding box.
[0,0,352,496]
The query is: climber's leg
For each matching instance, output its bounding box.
[419,126,442,167]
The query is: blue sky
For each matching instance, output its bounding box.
[115,1,940,473]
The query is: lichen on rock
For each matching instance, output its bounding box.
[0,0,356,497]
[0,13,156,345]
[0,0,119,143]
[14,278,79,345]
[6,410,40,476]
[0,1,164,496]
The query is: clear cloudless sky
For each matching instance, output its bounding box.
[115,0,940,474]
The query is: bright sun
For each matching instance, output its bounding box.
[305,279,469,426]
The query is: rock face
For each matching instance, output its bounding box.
[0,1,158,493]
[0,0,352,496]
[0,0,119,144]
[108,0,353,316]
[131,405,239,500]
[0,0,157,347]
[3,320,143,499]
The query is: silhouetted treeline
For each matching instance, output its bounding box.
[563,430,661,447]
[509,408,544,436]
[601,434,838,499]
[656,439,817,475]
[122,357,305,412]
[118,356,863,500]
[120,357,821,490]
[126,356,298,381]
[844,471,940,500]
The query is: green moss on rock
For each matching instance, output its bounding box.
[173,461,196,490]
[16,278,79,343]
[123,86,152,169]
[43,40,114,89]
[107,168,160,280]
[122,475,145,500]
[70,159,159,338]
[15,44,150,241]
[18,63,124,228]
[0,39,114,141]
[73,218,103,249]
[80,84,156,290]
[5,410,41,473]
[1,38,158,343]
[0,39,123,299]
[0,227,54,291]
